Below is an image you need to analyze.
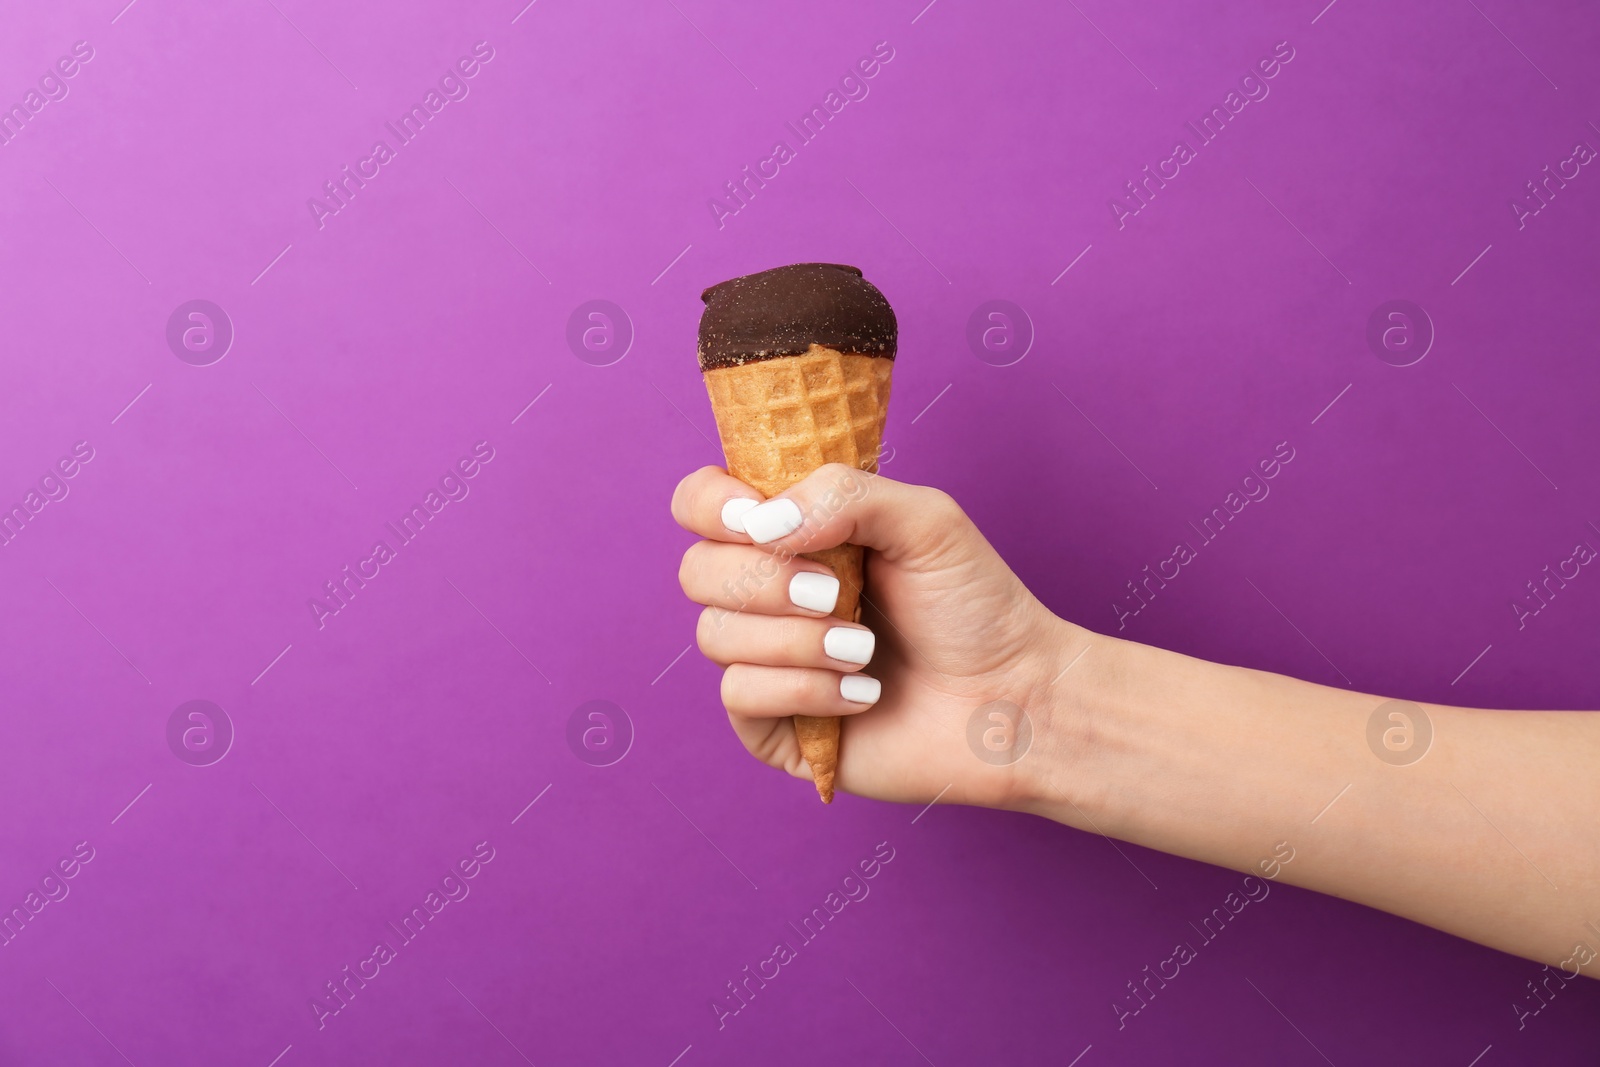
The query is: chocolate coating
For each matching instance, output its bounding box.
[698,263,897,370]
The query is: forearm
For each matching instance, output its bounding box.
[1023,624,1600,972]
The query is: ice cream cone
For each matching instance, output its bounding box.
[697,264,898,805]
[703,348,892,802]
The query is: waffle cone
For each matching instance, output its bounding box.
[702,344,893,803]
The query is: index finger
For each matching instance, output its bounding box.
[671,465,765,542]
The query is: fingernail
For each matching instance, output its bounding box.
[789,572,839,614]
[824,627,875,666]
[743,498,803,543]
[721,497,758,534]
[840,674,881,705]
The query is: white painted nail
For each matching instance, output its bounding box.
[742,498,803,543]
[824,627,875,666]
[789,572,840,614]
[721,497,758,534]
[840,674,881,705]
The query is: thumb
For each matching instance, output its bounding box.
[735,463,965,563]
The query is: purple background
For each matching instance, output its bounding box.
[1,0,1598,1063]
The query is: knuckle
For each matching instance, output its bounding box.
[815,461,855,484]
[782,668,817,705]
[815,462,868,503]
[670,471,699,524]
[719,665,745,711]
[677,543,704,596]
[696,606,721,650]
[913,486,965,533]
[673,467,725,529]
[694,465,730,501]
[772,614,803,653]
[923,486,961,517]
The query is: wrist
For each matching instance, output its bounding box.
[1014,625,1237,840]
[1021,624,1377,874]
[1009,616,1147,822]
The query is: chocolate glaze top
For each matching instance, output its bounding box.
[698,263,897,370]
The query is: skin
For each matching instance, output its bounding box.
[673,463,1600,975]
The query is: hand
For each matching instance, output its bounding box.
[672,463,1083,808]
[673,465,1600,973]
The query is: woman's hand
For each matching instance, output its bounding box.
[672,462,1085,809]
[673,463,1600,972]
